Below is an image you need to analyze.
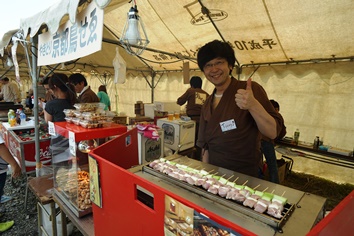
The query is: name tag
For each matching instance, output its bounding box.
[220,119,237,132]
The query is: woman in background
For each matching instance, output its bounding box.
[44,73,77,122]
[44,73,77,161]
[97,85,111,111]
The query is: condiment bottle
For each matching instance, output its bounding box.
[313,136,320,149]
[8,109,16,127]
[294,129,300,145]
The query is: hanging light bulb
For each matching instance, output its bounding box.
[120,2,149,55]
[124,6,141,45]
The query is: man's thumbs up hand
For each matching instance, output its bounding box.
[235,78,255,110]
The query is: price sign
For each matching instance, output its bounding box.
[69,131,76,156]
[48,121,56,136]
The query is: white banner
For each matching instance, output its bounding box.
[38,1,103,66]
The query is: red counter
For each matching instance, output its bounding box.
[53,122,127,140]
[307,190,354,236]
[89,128,255,236]
[1,121,51,173]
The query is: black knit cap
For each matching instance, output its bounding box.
[197,40,236,72]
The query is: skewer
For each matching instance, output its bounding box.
[281,191,286,197]
[226,175,234,181]
[242,180,249,186]
[253,184,260,190]
[207,169,215,173]
[271,190,275,194]
[221,174,226,178]
[262,187,269,192]
[233,177,239,183]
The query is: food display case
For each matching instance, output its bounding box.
[52,121,127,218]
[0,120,51,173]
[89,129,327,236]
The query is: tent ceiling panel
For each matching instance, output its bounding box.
[11,0,354,72]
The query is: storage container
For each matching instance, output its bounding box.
[156,118,195,151]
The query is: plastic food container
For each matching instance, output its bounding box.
[74,103,101,112]
[65,117,73,123]
[72,117,81,125]
[82,112,101,121]
[73,110,83,118]
[63,109,76,117]
[79,120,100,129]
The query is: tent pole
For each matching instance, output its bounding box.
[151,72,155,103]
[30,36,41,175]
[115,83,119,115]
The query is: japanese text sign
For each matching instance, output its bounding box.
[38,1,103,66]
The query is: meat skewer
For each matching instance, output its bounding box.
[267,191,287,218]
[253,188,271,213]
[149,159,289,220]
[217,175,235,197]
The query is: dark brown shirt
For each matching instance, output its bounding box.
[197,77,283,177]
[177,88,209,117]
[78,86,99,103]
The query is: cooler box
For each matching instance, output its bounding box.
[156,118,195,151]
[138,128,164,164]
[154,101,180,113]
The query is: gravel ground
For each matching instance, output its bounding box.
[0,173,83,236]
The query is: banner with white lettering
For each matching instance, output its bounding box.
[38,1,103,66]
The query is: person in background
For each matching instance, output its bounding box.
[261,99,287,183]
[42,76,55,103]
[38,77,56,117]
[44,73,77,123]
[25,89,34,109]
[196,40,283,178]
[0,77,21,103]
[0,136,21,232]
[69,73,99,103]
[38,77,55,117]
[97,85,111,111]
[177,76,209,160]
[177,76,209,121]
[45,73,77,162]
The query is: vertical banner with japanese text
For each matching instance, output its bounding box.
[38,1,103,66]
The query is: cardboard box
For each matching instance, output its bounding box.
[156,118,195,151]
[144,103,155,118]
[113,116,127,125]
[137,128,164,164]
[154,101,180,113]
[264,159,289,183]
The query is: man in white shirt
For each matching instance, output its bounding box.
[0,77,21,103]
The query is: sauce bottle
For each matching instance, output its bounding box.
[293,129,300,145]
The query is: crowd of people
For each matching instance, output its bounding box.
[0,73,111,232]
[0,39,289,233]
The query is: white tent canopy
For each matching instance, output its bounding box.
[16,0,354,72]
